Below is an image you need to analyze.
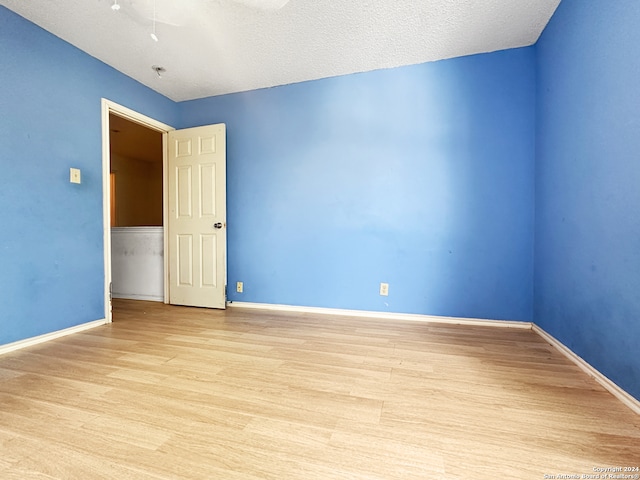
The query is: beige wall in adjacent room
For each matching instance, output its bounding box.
[111,154,162,227]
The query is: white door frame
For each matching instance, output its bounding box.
[101,99,174,323]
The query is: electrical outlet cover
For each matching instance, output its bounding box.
[70,167,81,184]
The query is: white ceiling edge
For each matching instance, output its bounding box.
[0,0,561,102]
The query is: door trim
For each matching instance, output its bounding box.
[101,99,174,323]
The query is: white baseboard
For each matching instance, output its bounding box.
[112,293,164,302]
[227,301,532,329]
[532,324,640,415]
[0,319,108,356]
[229,301,638,414]
[5,302,635,414]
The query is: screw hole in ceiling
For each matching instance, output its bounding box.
[152,65,166,78]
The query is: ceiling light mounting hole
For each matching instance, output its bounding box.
[152,65,166,78]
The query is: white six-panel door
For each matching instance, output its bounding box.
[168,124,226,309]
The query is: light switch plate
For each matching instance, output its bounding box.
[70,168,81,184]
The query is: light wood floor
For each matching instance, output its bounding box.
[0,300,638,479]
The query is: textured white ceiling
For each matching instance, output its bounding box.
[1,0,561,102]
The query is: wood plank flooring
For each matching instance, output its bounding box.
[1,299,638,479]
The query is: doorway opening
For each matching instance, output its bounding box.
[101,99,174,323]
[109,113,164,307]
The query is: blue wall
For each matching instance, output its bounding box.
[0,7,178,345]
[181,48,536,321]
[535,0,640,399]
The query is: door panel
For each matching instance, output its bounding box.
[200,234,217,287]
[200,164,216,216]
[176,166,193,218]
[168,124,226,308]
[177,234,193,287]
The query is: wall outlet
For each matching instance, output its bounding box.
[236,281,243,293]
[379,282,389,296]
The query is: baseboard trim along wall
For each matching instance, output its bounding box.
[228,301,640,414]
[2,302,637,414]
[532,325,640,415]
[112,293,164,302]
[0,318,108,357]
[227,301,532,329]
